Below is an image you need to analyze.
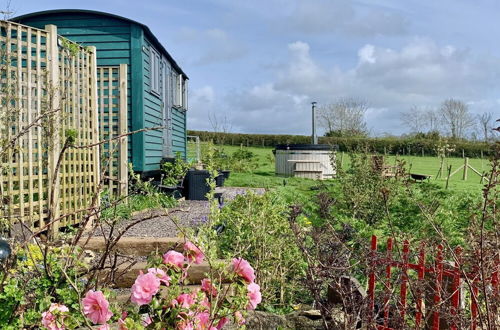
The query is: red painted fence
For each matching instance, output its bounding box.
[366,235,499,330]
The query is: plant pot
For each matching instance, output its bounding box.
[183,170,211,200]
[215,174,225,187]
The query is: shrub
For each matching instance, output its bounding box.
[201,143,259,173]
[0,244,90,329]
[188,130,494,158]
[205,191,307,310]
[162,153,192,186]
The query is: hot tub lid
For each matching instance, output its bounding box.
[274,144,338,151]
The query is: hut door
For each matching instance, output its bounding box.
[162,60,173,157]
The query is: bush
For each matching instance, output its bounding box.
[201,143,259,173]
[0,244,90,329]
[189,130,494,158]
[205,191,307,310]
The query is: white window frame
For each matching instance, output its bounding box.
[150,47,161,95]
[173,72,182,108]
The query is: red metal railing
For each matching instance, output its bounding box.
[367,235,499,330]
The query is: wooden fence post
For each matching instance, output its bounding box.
[45,24,61,233]
[119,63,128,196]
[445,165,452,190]
[463,158,468,181]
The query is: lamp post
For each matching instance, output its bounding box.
[311,102,318,144]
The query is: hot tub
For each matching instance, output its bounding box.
[274,144,337,180]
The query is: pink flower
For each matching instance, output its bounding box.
[232,258,256,283]
[235,311,246,326]
[148,267,171,285]
[247,282,262,310]
[184,241,205,264]
[82,290,113,325]
[142,315,152,326]
[163,250,185,269]
[131,271,161,306]
[200,295,211,309]
[177,320,194,330]
[118,312,128,330]
[176,293,195,308]
[98,325,110,330]
[197,312,210,328]
[216,317,229,329]
[201,278,218,297]
[42,303,69,330]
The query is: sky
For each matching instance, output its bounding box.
[6,0,500,136]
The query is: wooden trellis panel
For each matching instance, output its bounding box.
[97,65,128,197]
[0,21,100,232]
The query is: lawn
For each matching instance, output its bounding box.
[191,143,491,193]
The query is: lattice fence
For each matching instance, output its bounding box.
[0,21,100,232]
[97,65,128,197]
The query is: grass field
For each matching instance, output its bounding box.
[189,144,491,193]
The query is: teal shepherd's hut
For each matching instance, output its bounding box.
[12,9,189,177]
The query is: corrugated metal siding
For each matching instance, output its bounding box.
[16,14,134,164]
[142,37,165,171]
[172,108,186,158]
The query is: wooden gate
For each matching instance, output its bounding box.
[0,21,100,232]
[97,65,128,197]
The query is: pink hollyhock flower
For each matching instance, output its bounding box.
[131,271,161,306]
[163,250,185,269]
[235,311,246,326]
[148,267,171,285]
[216,317,228,329]
[42,303,69,330]
[82,290,113,325]
[247,282,262,310]
[232,258,256,283]
[201,278,218,297]
[176,293,195,308]
[184,241,205,264]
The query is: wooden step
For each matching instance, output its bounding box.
[78,237,184,257]
[105,261,225,288]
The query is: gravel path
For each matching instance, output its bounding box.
[89,187,265,238]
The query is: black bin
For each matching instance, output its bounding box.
[183,170,211,200]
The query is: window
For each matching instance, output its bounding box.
[173,72,181,107]
[150,47,161,95]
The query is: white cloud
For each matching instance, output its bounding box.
[175,28,247,65]
[187,38,500,135]
[285,0,409,37]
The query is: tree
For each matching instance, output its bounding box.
[438,99,475,139]
[318,98,368,137]
[400,106,442,135]
[400,106,426,133]
[477,112,493,142]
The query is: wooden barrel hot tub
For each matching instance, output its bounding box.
[274,144,337,180]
